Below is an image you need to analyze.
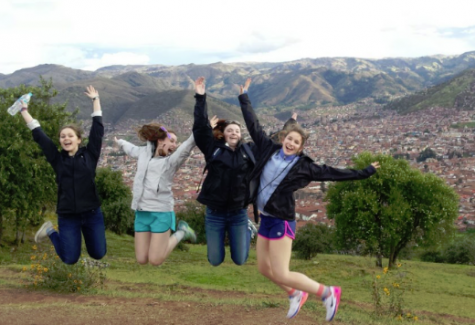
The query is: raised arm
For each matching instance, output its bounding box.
[192,77,215,159]
[238,78,274,151]
[168,133,195,172]
[83,85,104,161]
[19,100,60,165]
[114,137,142,158]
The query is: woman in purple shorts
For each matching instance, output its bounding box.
[238,78,380,322]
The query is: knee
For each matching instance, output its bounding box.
[62,256,80,265]
[208,257,224,267]
[258,264,272,278]
[149,258,165,267]
[231,256,248,266]
[271,269,288,283]
[136,257,149,265]
[89,250,106,261]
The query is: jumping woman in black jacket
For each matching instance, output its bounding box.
[238,78,380,322]
[193,77,258,266]
[19,86,106,265]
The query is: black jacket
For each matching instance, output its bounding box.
[193,94,258,211]
[238,94,376,221]
[32,116,104,215]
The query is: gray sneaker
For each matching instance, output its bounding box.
[248,219,258,239]
[35,221,53,243]
[177,220,196,243]
[323,286,341,321]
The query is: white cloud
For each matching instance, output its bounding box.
[1,0,475,73]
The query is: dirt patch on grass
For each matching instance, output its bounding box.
[0,287,323,325]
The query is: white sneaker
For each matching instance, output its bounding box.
[286,290,308,319]
[247,219,258,239]
[34,221,53,243]
[323,286,341,321]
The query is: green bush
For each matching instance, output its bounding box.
[293,223,335,260]
[95,167,134,235]
[443,235,475,265]
[419,249,446,263]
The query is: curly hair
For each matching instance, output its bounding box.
[136,123,176,142]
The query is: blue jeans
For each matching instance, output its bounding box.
[49,208,107,265]
[205,207,251,266]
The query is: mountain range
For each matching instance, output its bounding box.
[2,51,475,122]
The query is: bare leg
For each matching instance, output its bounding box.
[256,235,293,292]
[135,232,152,265]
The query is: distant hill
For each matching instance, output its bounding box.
[3,51,475,121]
[384,69,475,114]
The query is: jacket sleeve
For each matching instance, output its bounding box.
[192,94,214,160]
[168,133,195,172]
[86,115,104,161]
[116,139,142,158]
[238,93,274,151]
[307,162,377,182]
[31,125,61,166]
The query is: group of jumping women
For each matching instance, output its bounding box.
[17,78,380,322]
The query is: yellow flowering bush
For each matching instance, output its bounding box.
[368,262,417,320]
[21,244,106,293]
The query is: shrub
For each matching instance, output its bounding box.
[95,167,134,235]
[293,223,335,260]
[21,244,106,293]
[419,249,446,263]
[368,263,417,321]
[443,235,475,265]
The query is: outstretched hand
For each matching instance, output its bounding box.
[84,85,99,99]
[239,78,252,95]
[371,162,380,169]
[210,115,219,129]
[195,77,206,95]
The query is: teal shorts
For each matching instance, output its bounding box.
[134,211,176,233]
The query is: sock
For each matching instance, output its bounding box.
[287,289,299,297]
[46,227,56,236]
[172,229,185,242]
[316,285,331,300]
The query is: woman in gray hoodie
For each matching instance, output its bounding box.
[115,123,196,266]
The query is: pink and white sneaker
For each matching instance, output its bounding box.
[323,286,341,321]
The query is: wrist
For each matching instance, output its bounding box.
[92,96,99,101]
[20,107,28,112]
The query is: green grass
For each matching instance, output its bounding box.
[1,230,475,324]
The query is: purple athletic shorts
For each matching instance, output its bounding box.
[258,214,296,240]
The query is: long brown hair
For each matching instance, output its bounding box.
[277,124,309,149]
[136,123,176,142]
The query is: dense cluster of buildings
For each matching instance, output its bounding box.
[97,103,475,232]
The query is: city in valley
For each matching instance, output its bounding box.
[96,102,475,232]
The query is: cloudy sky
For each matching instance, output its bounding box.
[1,0,475,74]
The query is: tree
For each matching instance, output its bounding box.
[293,223,335,260]
[0,78,74,244]
[325,152,458,268]
[417,147,436,162]
[95,167,134,235]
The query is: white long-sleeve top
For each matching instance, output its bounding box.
[116,134,195,212]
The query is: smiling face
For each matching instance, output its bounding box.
[60,128,82,156]
[282,131,303,156]
[157,132,178,156]
[223,124,241,149]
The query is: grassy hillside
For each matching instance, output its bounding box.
[1,227,475,324]
[384,69,475,113]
